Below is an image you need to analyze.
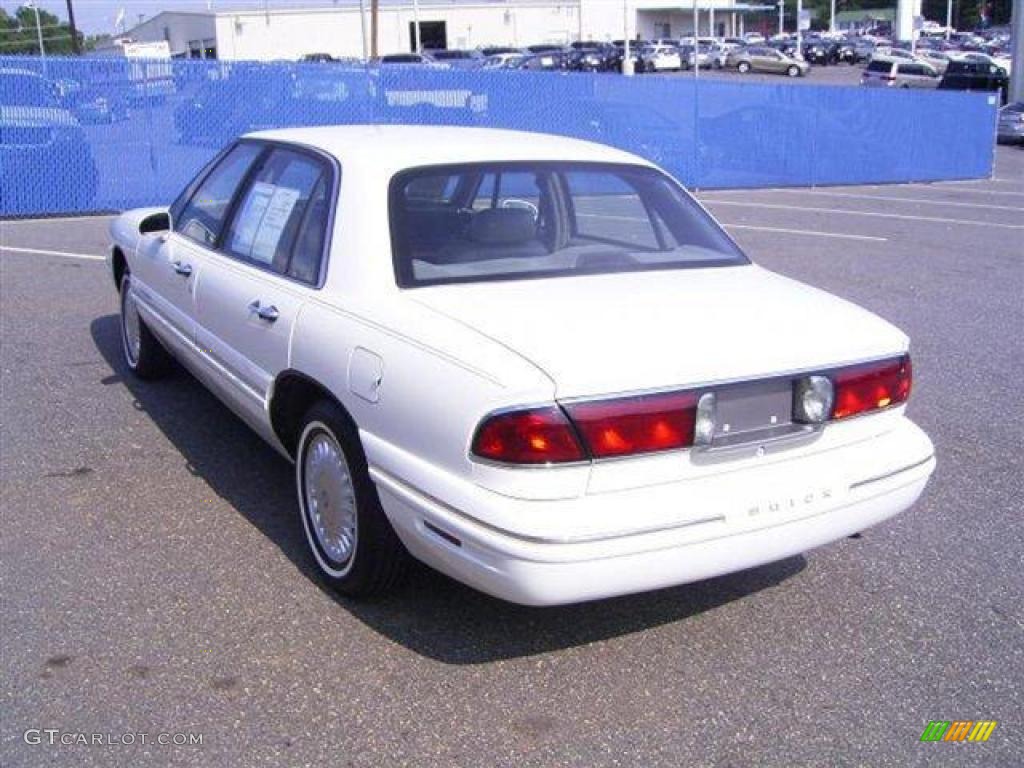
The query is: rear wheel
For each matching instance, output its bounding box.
[295,401,410,597]
[787,65,800,78]
[738,61,751,74]
[119,272,170,379]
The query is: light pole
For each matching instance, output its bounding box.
[945,0,953,40]
[778,0,784,36]
[622,0,633,76]
[692,0,699,80]
[358,0,367,60]
[830,0,836,34]
[22,1,45,59]
[412,0,421,53]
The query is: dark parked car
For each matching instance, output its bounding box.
[480,46,521,56]
[938,59,1009,102]
[802,38,841,65]
[566,44,614,72]
[515,51,569,71]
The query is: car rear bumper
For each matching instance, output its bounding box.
[369,417,935,606]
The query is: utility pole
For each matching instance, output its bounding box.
[358,0,367,60]
[618,0,626,76]
[65,0,81,54]
[370,0,379,59]
[412,0,421,53]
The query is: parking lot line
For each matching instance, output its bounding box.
[768,189,1024,213]
[0,245,105,262]
[722,224,887,242]
[700,200,1024,230]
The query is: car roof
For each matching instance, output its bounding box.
[245,125,651,173]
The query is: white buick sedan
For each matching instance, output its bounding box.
[108,126,935,606]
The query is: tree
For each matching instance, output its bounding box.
[0,6,83,56]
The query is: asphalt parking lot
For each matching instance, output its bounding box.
[1,146,1022,767]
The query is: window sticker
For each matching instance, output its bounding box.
[231,182,302,265]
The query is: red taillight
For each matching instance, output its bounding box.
[833,355,912,420]
[564,391,698,459]
[471,406,586,464]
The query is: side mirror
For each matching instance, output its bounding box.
[139,210,171,235]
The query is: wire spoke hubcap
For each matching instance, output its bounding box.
[304,432,357,565]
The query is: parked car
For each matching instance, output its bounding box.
[996,102,1024,144]
[516,51,569,71]
[0,68,98,214]
[606,44,643,73]
[861,58,938,89]
[567,44,614,72]
[802,38,842,65]
[107,125,935,605]
[938,58,1009,101]
[639,43,682,72]
[732,46,810,77]
[480,46,522,57]
[379,53,440,66]
[482,52,527,69]
[915,49,953,75]
[423,49,484,69]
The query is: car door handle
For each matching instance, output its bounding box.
[248,300,279,322]
[171,260,192,276]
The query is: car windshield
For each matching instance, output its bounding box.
[390,162,748,287]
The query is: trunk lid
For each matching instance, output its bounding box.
[411,265,908,398]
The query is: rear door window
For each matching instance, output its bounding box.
[222,147,331,283]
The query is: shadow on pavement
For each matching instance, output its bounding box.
[92,313,806,665]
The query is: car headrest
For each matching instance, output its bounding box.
[469,208,536,245]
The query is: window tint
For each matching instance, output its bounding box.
[866,60,894,73]
[390,162,747,287]
[223,148,329,281]
[175,143,262,247]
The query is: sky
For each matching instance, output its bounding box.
[2,1,354,35]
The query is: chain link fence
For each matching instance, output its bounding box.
[0,56,998,217]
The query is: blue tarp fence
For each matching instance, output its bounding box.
[0,56,998,217]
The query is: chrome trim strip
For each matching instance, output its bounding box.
[849,455,935,490]
[370,465,725,545]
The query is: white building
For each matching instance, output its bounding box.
[124,1,774,61]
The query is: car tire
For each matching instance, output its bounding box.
[738,62,751,74]
[295,401,410,598]
[788,65,800,78]
[119,272,170,379]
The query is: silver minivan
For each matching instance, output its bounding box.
[861,57,939,89]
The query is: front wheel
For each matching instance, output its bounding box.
[787,65,800,78]
[737,62,751,74]
[296,401,410,597]
[119,272,170,379]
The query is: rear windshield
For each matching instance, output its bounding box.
[389,162,748,287]
[866,60,894,73]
